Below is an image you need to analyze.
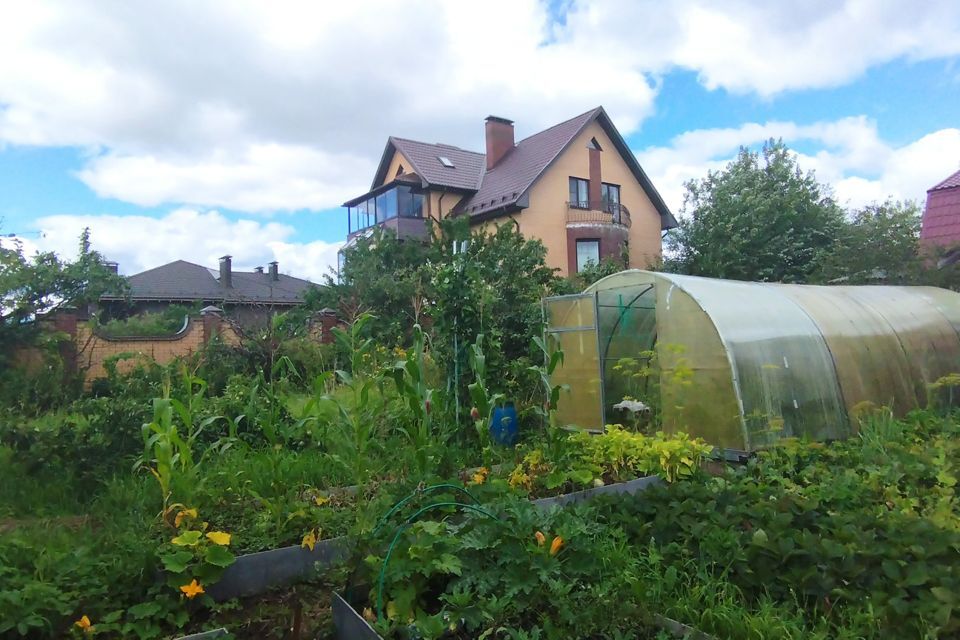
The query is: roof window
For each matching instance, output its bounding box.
[438,156,455,168]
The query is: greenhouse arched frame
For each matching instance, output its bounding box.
[543,270,960,452]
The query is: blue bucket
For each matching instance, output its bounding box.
[490,403,518,446]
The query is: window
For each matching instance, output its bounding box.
[576,239,600,272]
[438,156,455,168]
[601,183,620,207]
[569,177,589,208]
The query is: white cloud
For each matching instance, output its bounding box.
[78,144,370,212]
[1,1,958,213]
[637,117,960,214]
[31,209,341,281]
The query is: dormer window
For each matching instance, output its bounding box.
[438,156,455,168]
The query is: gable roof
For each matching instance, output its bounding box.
[454,106,677,229]
[101,260,314,305]
[364,106,676,230]
[930,168,960,192]
[371,137,485,192]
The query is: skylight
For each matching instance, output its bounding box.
[438,156,455,168]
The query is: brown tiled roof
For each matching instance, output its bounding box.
[455,107,677,229]
[367,106,677,229]
[372,137,485,191]
[456,108,601,217]
[101,260,314,305]
[930,168,960,192]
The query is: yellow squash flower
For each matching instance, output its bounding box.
[179,579,205,599]
[535,531,546,546]
[205,531,231,546]
[549,536,564,556]
[174,508,198,528]
[301,529,317,551]
[74,615,93,632]
[470,466,489,485]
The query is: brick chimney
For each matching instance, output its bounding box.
[219,255,232,288]
[485,115,514,170]
[268,261,279,281]
[104,261,118,274]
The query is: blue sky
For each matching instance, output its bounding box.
[1,1,958,280]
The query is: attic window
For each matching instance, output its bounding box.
[588,137,603,151]
[438,156,455,168]
[395,165,405,177]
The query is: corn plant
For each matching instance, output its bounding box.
[391,323,441,477]
[319,314,388,484]
[467,333,504,465]
[135,365,225,516]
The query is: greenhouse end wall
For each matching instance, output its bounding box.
[545,270,960,451]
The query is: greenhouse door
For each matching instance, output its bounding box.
[596,285,658,426]
[543,293,605,431]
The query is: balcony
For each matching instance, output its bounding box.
[566,201,631,228]
[345,180,426,240]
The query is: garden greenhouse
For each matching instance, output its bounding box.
[545,270,960,452]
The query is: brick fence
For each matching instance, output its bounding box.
[24,308,342,385]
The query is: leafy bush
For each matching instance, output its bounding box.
[592,412,960,637]
[95,305,195,338]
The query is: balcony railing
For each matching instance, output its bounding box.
[567,201,631,228]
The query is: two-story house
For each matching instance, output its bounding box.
[342,106,677,276]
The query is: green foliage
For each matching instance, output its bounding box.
[666,140,846,282]
[0,228,126,355]
[815,200,925,284]
[507,426,712,494]
[95,305,195,338]
[593,411,960,637]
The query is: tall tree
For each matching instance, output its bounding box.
[0,229,126,355]
[815,200,924,284]
[665,140,845,282]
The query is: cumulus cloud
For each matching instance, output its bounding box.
[2,1,959,213]
[78,144,370,212]
[31,209,341,281]
[637,117,960,214]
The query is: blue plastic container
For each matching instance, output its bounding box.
[489,403,518,446]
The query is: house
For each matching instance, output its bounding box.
[342,106,677,276]
[921,168,960,265]
[98,256,315,326]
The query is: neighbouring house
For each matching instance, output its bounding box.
[98,256,315,326]
[920,168,960,266]
[342,106,677,277]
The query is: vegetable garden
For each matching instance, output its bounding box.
[2,225,960,639]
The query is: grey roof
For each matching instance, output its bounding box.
[372,137,485,191]
[101,260,313,305]
[455,107,677,229]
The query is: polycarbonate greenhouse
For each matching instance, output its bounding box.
[544,270,960,452]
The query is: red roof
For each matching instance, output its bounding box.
[921,169,960,248]
[929,168,960,192]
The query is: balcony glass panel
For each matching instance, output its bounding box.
[347,185,424,235]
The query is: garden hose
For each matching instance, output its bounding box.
[375,501,500,621]
[371,483,481,537]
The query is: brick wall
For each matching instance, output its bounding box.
[73,313,241,384]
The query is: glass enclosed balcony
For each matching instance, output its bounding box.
[345,181,425,238]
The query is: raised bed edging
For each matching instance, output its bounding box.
[333,475,667,640]
[207,536,350,601]
[531,475,663,509]
[174,629,228,640]
[211,475,663,602]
